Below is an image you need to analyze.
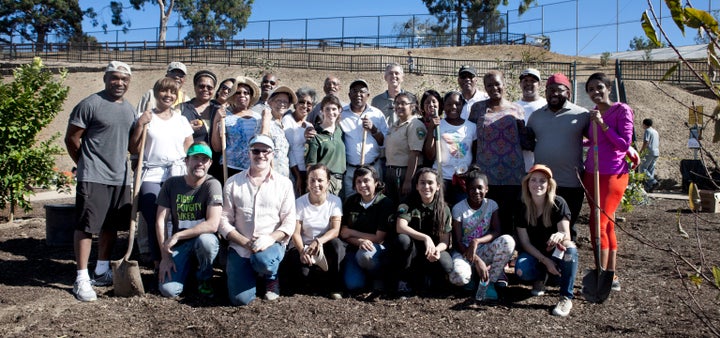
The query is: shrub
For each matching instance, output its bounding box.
[0,57,70,221]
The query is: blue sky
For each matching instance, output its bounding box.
[77,0,717,57]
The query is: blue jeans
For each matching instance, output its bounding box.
[226,243,285,306]
[344,244,387,291]
[639,154,658,190]
[158,233,219,298]
[514,248,578,299]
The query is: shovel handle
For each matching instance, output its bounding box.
[360,128,368,165]
[592,121,602,273]
[125,125,147,261]
[220,116,228,183]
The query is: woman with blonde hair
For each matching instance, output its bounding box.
[515,164,578,317]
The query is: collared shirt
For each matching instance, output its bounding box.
[339,104,389,166]
[218,169,296,258]
[371,90,416,126]
[385,115,427,166]
[461,89,489,120]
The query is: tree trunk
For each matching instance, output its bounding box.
[9,202,14,223]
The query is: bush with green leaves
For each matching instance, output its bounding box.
[0,57,70,221]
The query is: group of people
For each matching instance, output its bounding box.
[66,59,641,318]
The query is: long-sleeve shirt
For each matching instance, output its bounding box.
[584,102,634,175]
[218,169,296,258]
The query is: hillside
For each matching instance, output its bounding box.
[6,45,716,188]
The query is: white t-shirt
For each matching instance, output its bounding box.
[141,111,194,183]
[282,113,311,172]
[434,119,477,180]
[516,98,547,172]
[295,193,343,245]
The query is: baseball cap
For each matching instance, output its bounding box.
[105,61,131,76]
[269,85,298,105]
[520,68,541,81]
[187,143,212,158]
[528,164,553,178]
[458,65,478,77]
[249,134,275,149]
[167,62,187,74]
[349,79,369,90]
[546,73,572,90]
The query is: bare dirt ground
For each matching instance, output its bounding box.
[1,45,720,336]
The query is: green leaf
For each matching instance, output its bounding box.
[660,63,679,82]
[666,0,685,35]
[713,266,720,288]
[642,12,661,47]
[685,8,719,31]
[689,273,703,287]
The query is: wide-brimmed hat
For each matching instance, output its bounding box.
[232,76,261,106]
[269,85,298,105]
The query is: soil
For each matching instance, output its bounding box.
[1,197,719,337]
[1,45,720,336]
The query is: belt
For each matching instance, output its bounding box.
[347,160,377,168]
[386,165,407,169]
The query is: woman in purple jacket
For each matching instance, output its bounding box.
[582,72,634,292]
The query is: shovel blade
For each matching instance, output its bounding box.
[111,258,145,297]
[582,268,614,303]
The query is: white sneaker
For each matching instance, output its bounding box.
[264,291,280,301]
[73,280,97,302]
[552,296,573,317]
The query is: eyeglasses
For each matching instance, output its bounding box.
[250,148,273,155]
[459,73,475,80]
[262,79,277,86]
[218,85,232,92]
[167,71,186,79]
[196,84,214,90]
[235,90,251,96]
[297,100,314,106]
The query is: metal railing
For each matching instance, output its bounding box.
[0,40,572,78]
[616,59,708,84]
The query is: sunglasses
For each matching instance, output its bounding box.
[262,80,277,86]
[297,100,314,106]
[218,84,232,92]
[250,148,273,155]
[196,84,214,90]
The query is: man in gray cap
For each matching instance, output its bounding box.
[65,61,135,301]
[339,79,388,197]
[136,61,189,114]
[219,134,296,305]
[458,65,489,120]
[515,68,547,171]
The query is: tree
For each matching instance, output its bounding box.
[628,35,667,50]
[392,17,454,48]
[0,58,71,221]
[422,0,536,47]
[106,0,254,43]
[0,0,87,50]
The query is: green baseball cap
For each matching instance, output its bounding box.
[186,143,212,158]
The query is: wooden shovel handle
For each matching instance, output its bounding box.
[125,125,147,261]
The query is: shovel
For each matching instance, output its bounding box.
[582,121,614,303]
[220,114,228,183]
[434,109,443,180]
[111,125,147,297]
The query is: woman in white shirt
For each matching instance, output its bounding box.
[130,77,194,268]
[280,163,345,299]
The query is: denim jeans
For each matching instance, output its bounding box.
[158,233,219,298]
[514,248,578,299]
[344,243,387,291]
[226,242,285,306]
[639,154,659,190]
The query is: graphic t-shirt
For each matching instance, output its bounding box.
[452,198,499,248]
[156,175,223,236]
